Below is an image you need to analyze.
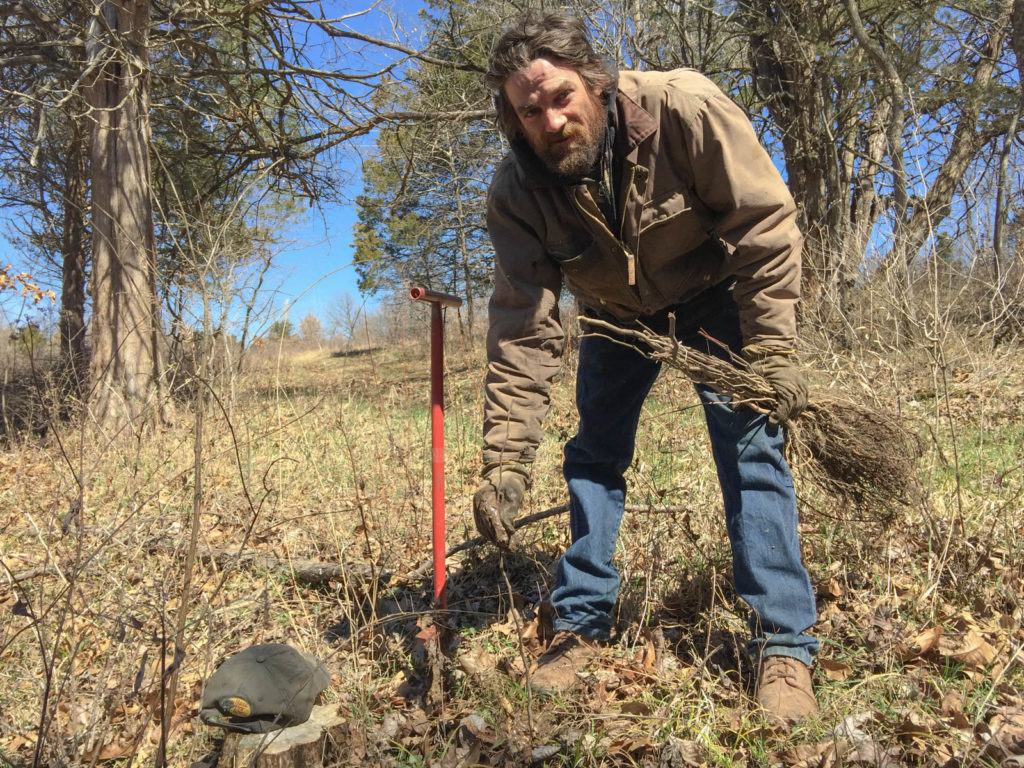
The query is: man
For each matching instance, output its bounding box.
[472,11,820,724]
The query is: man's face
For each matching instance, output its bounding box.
[504,57,605,178]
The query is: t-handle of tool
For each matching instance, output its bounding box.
[409,286,462,308]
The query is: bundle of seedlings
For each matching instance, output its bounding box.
[580,315,922,521]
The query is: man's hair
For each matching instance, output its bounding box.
[486,11,618,140]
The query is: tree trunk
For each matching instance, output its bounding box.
[994,0,1024,277]
[84,0,166,430]
[59,104,89,400]
[740,0,837,300]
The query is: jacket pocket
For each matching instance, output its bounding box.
[639,187,709,241]
[643,235,728,306]
[547,231,594,265]
[547,237,638,312]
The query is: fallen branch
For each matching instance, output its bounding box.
[5,565,60,584]
[226,554,381,586]
[580,315,922,520]
[402,502,695,582]
[152,504,693,596]
[150,543,385,587]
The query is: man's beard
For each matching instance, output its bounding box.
[530,95,605,178]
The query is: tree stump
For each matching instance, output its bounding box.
[218,705,347,768]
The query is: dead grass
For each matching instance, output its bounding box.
[1,318,1023,767]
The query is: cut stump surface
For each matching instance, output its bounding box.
[218,705,347,768]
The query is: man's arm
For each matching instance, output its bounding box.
[483,187,566,470]
[675,83,808,422]
[681,88,803,351]
[474,184,565,547]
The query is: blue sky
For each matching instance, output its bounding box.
[272,184,365,325]
[0,195,367,330]
[0,163,372,334]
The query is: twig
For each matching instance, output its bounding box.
[160,385,205,767]
[499,553,535,741]
[4,565,59,584]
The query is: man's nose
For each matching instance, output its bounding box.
[543,109,567,133]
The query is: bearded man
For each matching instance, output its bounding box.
[472,11,820,724]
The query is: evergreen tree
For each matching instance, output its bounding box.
[354,0,502,334]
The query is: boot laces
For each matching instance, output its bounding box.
[761,657,801,686]
[546,631,580,656]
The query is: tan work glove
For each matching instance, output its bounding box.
[472,464,528,550]
[742,345,809,425]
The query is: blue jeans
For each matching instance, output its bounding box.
[551,296,819,665]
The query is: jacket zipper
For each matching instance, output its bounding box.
[619,166,639,285]
[571,187,638,286]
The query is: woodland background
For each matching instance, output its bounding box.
[0,0,1023,766]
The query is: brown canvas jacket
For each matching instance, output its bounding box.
[483,68,803,470]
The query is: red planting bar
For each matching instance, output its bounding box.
[409,286,463,609]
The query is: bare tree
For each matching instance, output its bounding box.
[299,311,322,343]
[327,291,365,350]
[58,97,89,398]
[898,0,1014,266]
[0,0,91,396]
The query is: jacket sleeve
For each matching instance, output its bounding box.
[682,88,803,349]
[482,185,566,471]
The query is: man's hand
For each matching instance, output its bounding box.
[473,465,528,550]
[742,345,809,425]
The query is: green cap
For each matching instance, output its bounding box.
[200,644,330,733]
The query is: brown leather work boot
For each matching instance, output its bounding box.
[756,656,818,724]
[525,631,599,696]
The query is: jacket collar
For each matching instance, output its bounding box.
[510,83,657,190]
[614,87,657,159]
